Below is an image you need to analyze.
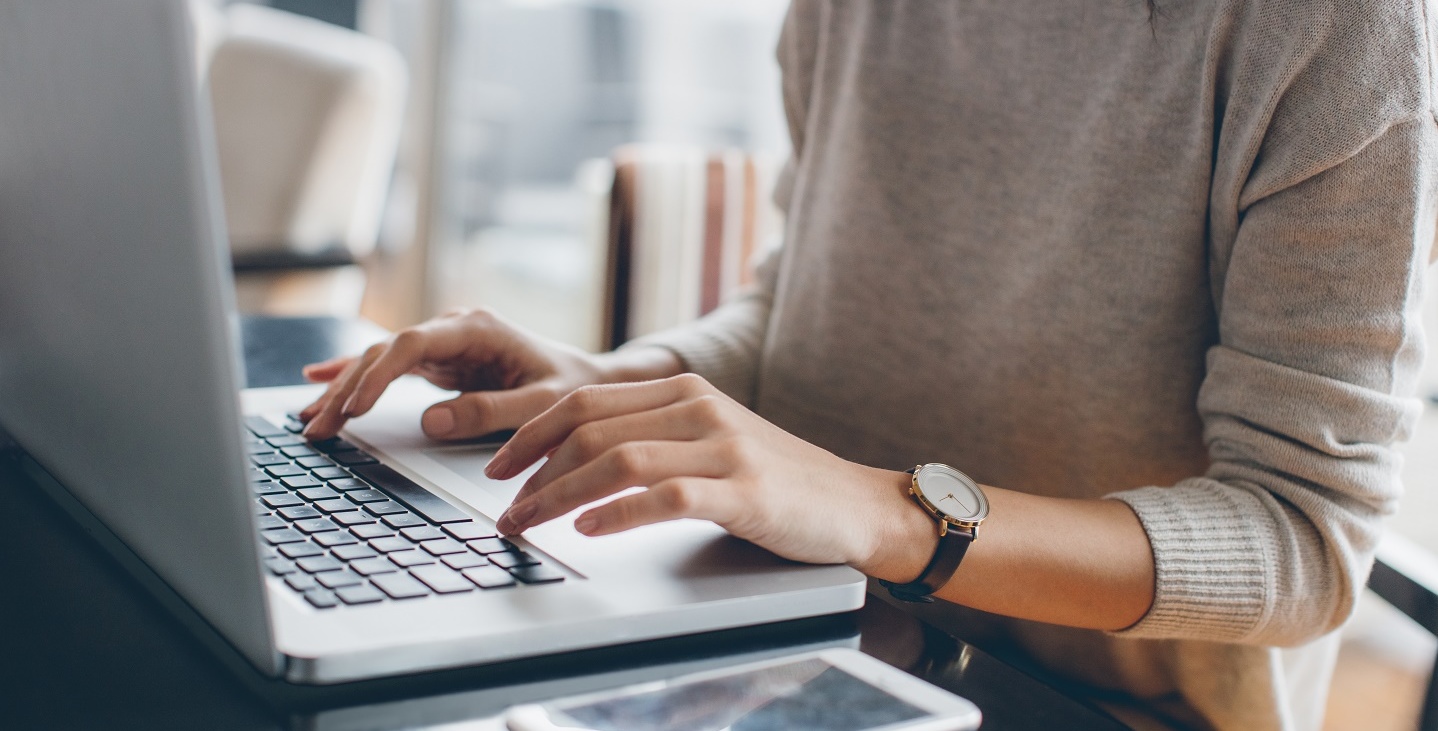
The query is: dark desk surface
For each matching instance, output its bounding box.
[0,316,1128,731]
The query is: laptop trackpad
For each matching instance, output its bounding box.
[423,445,527,505]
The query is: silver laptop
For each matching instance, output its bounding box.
[0,0,865,685]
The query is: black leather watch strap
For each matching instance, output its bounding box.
[878,527,974,603]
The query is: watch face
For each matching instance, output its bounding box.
[913,464,987,524]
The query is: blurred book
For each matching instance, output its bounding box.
[603,145,783,349]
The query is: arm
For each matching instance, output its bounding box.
[486,118,1436,643]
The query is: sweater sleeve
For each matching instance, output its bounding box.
[1108,114,1437,645]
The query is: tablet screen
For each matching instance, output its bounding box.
[550,657,930,731]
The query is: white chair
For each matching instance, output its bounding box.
[196,2,406,315]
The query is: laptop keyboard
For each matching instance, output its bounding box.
[244,415,565,609]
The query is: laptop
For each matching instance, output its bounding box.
[0,0,866,685]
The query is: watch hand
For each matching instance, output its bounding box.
[941,492,974,513]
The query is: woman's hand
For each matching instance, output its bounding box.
[486,373,936,579]
[298,308,681,442]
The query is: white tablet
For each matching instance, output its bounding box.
[505,648,982,731]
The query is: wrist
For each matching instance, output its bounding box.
[592,345,685,385]
[853,468,941,583]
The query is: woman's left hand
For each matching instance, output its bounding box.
[485,373,933,578]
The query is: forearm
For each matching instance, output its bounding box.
[859,470,1155,632]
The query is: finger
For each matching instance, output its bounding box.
[302,345,385,439]
[421,384,561,440]
[298,352,371,423]
[338,329,433,418]
[339,316,520,418]
[508,400,714,507]
[572,478,735,537]
[497,441,730,534]
[488,374,709,480]
[301,356,353,384]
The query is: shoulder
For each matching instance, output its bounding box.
[1211,0,1437,203]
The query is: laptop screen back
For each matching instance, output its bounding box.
[0,1,277,674]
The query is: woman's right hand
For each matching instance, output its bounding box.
[297,308,680,442]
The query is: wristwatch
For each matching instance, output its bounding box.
[878,463,988,603]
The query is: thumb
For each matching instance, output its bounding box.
[422,383,561,440]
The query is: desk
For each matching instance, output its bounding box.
[0,316,1128,731]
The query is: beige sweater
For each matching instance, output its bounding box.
[631,1,1438,729]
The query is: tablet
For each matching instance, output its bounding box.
[506,648,981,731]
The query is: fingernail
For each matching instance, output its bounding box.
[499,502,537,533]
[574,515,599,535]
[422,407,454,437]
[484,450,509,478]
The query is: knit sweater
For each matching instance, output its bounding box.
[629,2,1438,729]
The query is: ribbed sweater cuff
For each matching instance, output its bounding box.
[1105,479,1278,642]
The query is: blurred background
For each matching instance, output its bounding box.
[205,0,789,352]
[197,3,1438,730]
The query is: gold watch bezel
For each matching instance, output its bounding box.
[909,463,987,539]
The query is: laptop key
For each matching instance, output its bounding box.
[466,538,511,555]
[311,467,350,480]
[278,505,322,521]
[364,501,406,516]
[297,555,344,574]
[256,514,286,531]
[349,557,399,576]
[382,513,426,529]
[488,550,539,569]
[262,494,304,509]
[264,556,297,575]
[350,463,471,524]
[245,415,287,438]
[400,526,445,542]
[294,518,339,534]
[314,531,358,547]
[311,437,358,454]
[327,478,369,491]
[332,544,378,561]
[388,550,435,568]
[261,527,305,544]
[462,566,516,589]
[409,565,473,594]
[334,511,379,527]
[279,542,326,559]
[336,584,385,605]
[316,570,364,589]
[371,572,430,599]
[346,489,388,503]
[444,522,498,541]
[314,498,358,514]
[266,434,305,448]
[304,588,339,609]
[420,538,466,556]
[282,475,323,489]
[441,552,489,570]
[297,486,340,502]
[282,445,320,458]
[508,564,565,585]
[286,574,318,592]
[368,536,411,553]
[297,455,335,469]
[252,454,289,467]
[264,464,305,477]
[252,482,286,496]
[350,523,394,539]
[333,451,379,467]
